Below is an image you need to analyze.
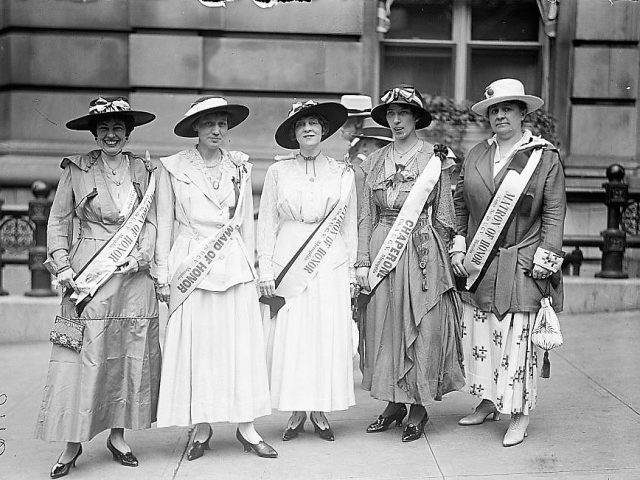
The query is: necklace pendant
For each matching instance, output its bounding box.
[308,177,315,182]
[213,180,220,189]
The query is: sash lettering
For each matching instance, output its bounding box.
[274,167,354,300]
[366,147,448,292]
[71,170,156,305]
[463,143,546,290]
[168,164,251,315]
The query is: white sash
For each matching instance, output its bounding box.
[275,167,355,300]
[72,171,156,305]
[366,152,443,292]
[463,144,546,290]
[118,183,138,220]
[168,164,251,316]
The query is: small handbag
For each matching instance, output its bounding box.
[531,280,563,378]
[49,315,85,353]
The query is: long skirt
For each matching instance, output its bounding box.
[157,281,272,426]
[460,301,539,415]
[263,261,355,413]
[362,222,465,406]
[35,272,161,442]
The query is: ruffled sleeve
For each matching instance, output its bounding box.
[257,164,280,281]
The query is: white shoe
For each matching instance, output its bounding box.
[458,399,501,426]
[503,413,529,447]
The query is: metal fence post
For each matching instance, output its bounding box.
[596,164,628,279]
[0,198,8,296]
[25,181,56,297]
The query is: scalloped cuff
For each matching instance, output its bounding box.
[354,257,371,268]
[449,235,467,254]
[533,247,564,273]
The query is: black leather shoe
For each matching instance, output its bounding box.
[236,429,278,458]
[401,413,428,443]
[366,404,408,433]
[282,412,307,441]
[310,412,334,441]
[106,437,139,467]
[186,427,212,461]
[50,444,82,478]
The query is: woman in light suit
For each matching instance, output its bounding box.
[155,96,277,460]
[451,79,566,447]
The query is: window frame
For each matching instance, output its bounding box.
[379,0,550,104]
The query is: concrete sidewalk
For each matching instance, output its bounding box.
[0,310,638,480]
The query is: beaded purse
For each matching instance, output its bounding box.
[49,315,85,353]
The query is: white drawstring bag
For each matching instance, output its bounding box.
[531,295,563,378]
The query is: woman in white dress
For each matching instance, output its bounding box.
[257,100,357,442]
[155,96,277,460]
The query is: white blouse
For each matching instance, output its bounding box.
[256,156,358,282]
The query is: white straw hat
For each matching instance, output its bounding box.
[471,78,543,117]
[173,96,249,137]
[340,95,372,118]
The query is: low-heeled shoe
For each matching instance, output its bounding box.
[310,414,335,441]
[367,404,408,433]
[401,414,428,443]
[236,429,278,458]
[50,444,83,479]
[186,427,213,461]
[282,412,307,441]
[106,437,138,467]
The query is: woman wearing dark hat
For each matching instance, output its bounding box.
[154,96,277,460]
[451,79,566,447]
[355,85,465,442]
[257,100,357,442]
[36,97,160,478]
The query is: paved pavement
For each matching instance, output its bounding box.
[0,310,638,480]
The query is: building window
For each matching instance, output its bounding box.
[380,0,545,103]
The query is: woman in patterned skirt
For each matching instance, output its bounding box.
[451,78,566,447]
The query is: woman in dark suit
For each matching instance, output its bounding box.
[451,78,566,447]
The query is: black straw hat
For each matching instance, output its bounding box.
[275,100,348,149]
[371,85,432,130]
[66,96,155,131]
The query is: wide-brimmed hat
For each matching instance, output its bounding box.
[471,78,544,117]
[353,117,393,143]
[275,100,348,149]
[66,97,155,131]
[340,95,372,118]
[371,85,432,130]
[174,96,250,138]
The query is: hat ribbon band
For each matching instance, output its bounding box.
[89,97,131,115]
[288,99,319,118]
[380,87,423,108]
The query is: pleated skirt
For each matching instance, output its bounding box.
[157,281,272,426]
[263,261,356,413]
